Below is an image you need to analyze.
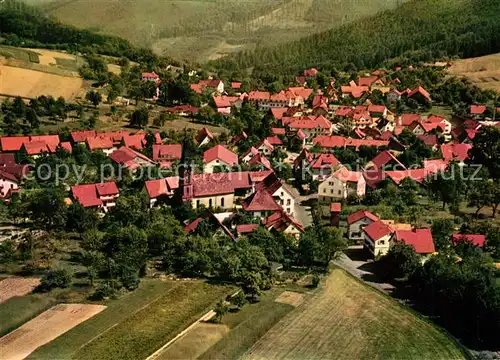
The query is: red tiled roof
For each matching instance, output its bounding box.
[122,134,145,150]
[0,153,16,166]
[231,82,242,89]
[265,136,284,146]
[196,128,214,143]
[394,229,435,254]
[248,91,271,100]
[366,150,406,170]
[1,136,30,151]
[243,189,281,212]
[166,105,199,114]
[248,153,272,170]
[152,144,182,161]
[236,224,259,234]
[358,76,379,87]
[385,169,429,185]
[400,113,422,126]
[417,134,438,147]
[30,135,60,149]
[304,68,318,77]
[257,139,275,152]
[470,105,487,115]
[452,234,486,247]
[330,202,341,212]
[95,181,119,196]
[271,127,286,135]
[332,167,364,183]
[347,210,379,225]
[145,179,171,198]
[60,142,72,153]
[213,95,239,108]
[0,168,20,183]
[110,146,153,169]
[364,220,393,241]
[203,145,238,166]
[23,141,49,155]
[71,130,97,143]
[311,153,341,169]
[368,104,386,114]
[271,108,289,120]
[335,106,353,117]
[408,86,431,102]
[441,143,472,162]
[142,71,159,79]
[87,137,114,151]
[265,210,304,232]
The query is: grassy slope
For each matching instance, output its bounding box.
[199,287,297,360]
[29,280,234,360]
[27,0,406,62]
[243,269,467,360]
[213,0,500,73]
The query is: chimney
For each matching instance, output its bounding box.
[330,202,341,227]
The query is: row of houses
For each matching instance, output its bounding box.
[344,208,485,258]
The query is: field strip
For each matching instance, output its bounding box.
[0,304,106,360]
[72,282,183,355]
[0,278,40,303]
[145,309,216,360]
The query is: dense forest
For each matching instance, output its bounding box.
[0,0,169,64]
[210,0,500,75]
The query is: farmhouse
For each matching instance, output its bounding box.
[203,145,238,173]
[363,220,394,256]
[71,182,120,212]
[347,209,380,242]
[318,167,366,201]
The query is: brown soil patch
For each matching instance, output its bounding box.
[448,53,500,92]
[0,65,84,99]
[275,291,305,307]
[107,64,122,75]
[0,303,106,360]
[155,322,229,360]
[0,278,40,303]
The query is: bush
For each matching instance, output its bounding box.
[311,275,320,288]
[37,269,72,292]
[231,291,247,309]
[121,271,140,291]
[91,282,115,300]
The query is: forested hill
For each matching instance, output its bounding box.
[0,0,167,64]
[210,0,500,75]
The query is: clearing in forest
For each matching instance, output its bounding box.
[0,277,40,303]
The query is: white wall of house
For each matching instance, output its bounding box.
[204,159,232,174]
[257,144,273,156]
[318,175,366,201]
[364,232,392,256]
[192,193,234,210]
[271,186,295,216]
[0,178,18,196]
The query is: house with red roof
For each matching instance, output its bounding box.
[248,153,272,170]
[109,147,154,171]
[0,168,21,199]
[203,145,238,173]
[236,223,259,236]
[387,88,403,103]
[470,105,487,119]
[193,79,224,94]
[440,143,472,162]
[364,150,406,171]
[256,139,275,156]
[265,136,284,148]
[318,166,366,202]
[144,177,176,207]
[367,104,388,118]
[241,146,260,163]
[295,76,307,86]
[242,188,282,218]
[184,210,236,241]
[341,85,369,99]
[347,209,380,242]
[166,105,199,117]
[304,68,318,77]
[212,95,242,114]
[71,130,97,144]
[358,76,384,87]
[287,115,333,142]
[407,86,432,103]
[86,136,115,155]
[256,172,296,216]
[294,149,341,180]
[71,182,119,212]
[451,234,486,248]
[231,82,242,90]
[142,71,160,83]
[196,128,214,147]
[152,144,182,168]
[363,220,394,256]
[265,210,304,240]
[391,228,436,256]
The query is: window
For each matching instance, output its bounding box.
[196,200,200,208]
[286,199,291,205]
[281,192,284,196]
[209,199,213,208]
[330,189,333,194]
[221,197,224,207]
[216,159,219,163]
[287,208,291,213]
[380,240,385,245]
[323,189,326,193]
[338,190,341,195]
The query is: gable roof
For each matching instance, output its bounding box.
[265,210,304,232]
[109,146,154,169]
[145,178,171,199]
[470,105,487,115]
[347,209,379,225]
[0,153,16,166]
[394,229,435,254]
[408,86,431,102]
[152,144,182,161]
[452,234,486,247]
[236,224,259,234]
[441,143,472,162]
[364,220,393,241]
[243,189,281,212]
[203,144,238,166]
[366,150,406,170]
[332,166,364,183]
[87,137,114,151]
[71,182,119,208]
[71,130,97,143]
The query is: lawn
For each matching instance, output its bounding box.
[243,269,468,360]
[199,287,298,360]
[29,280,234,360]
[0,45,40,63]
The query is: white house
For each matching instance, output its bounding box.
[347,209,380,243]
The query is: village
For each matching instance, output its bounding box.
[1,61,500,360]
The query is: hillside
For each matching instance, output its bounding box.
[23,0,408,62]
[448,53,500,92]
[210,0,500,75]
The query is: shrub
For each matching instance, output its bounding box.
[37,269,72,292]
[311,275,320,288]
[91,282,115,300]
[231,291,247,309]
